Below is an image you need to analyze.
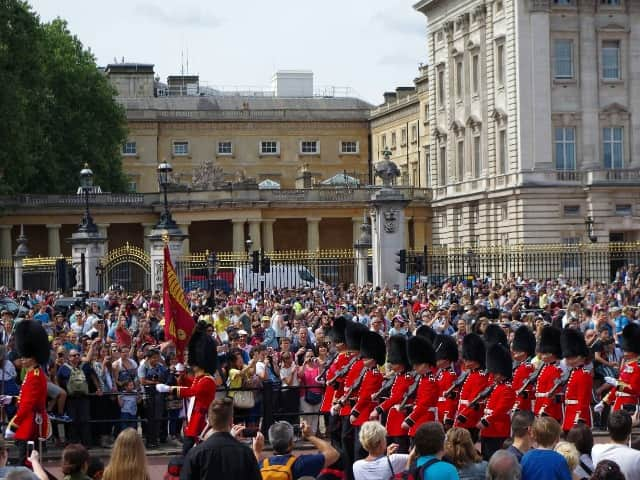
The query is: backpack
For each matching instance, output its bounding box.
[66,364,89,396]
[260,455,297,480]
[391,458,440,480]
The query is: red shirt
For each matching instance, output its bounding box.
[480,382,516,438]
[177,374,217,438]
[533,362,563,422]
[562,367,593,431]
[455,370,489,428]
[9,367,49,441]
[339,359,366,416]
[512,361,535,412]
[436,368,458,425]
[376,372,414,436]
[320,352,352,413]
[606,359,640,411]
[405,373,439,436]
[350,368,383,426]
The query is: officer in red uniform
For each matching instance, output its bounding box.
[454,333,488,443]
[433,334,459,428]
[511,325,537,413]
[401,335,438,437]
[6,320,50,465]
[479,342,516,461]
[157,321,220,454]
[533,326,564,423]
[597,323,640,414]
[560,328,593,433]
[321,316,349,448]
[370,335,412,453]
[349,331,385,460]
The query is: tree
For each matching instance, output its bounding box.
[0,0,128,194]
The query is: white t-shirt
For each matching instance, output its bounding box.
[592,443,640,480]
[353,454,409,480]
[255,361,266,380]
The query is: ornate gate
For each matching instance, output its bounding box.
[101,243,151,292]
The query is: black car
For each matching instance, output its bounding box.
[0,297,29,319]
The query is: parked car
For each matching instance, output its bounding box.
[0,297,29,319]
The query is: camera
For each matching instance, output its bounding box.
[243,427,259,438]
[292,424,302,437]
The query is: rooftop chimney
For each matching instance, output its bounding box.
[272,70,313,97]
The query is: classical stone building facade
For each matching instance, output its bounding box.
[414,0,640,246]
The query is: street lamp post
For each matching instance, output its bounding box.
[207,250,217,294]
[585,216,597,243]
[96,260,104,293]
[78,164,98,233]
[156,161,177,229]
[465,248,475,303]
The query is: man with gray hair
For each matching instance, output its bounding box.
[487,450,521,480]
[253,420,339,480]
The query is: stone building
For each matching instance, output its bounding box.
[413,0,640,246]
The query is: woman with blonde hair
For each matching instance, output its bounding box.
[444,427,487,480]
[102,428,150,480]
[352,420,410,480]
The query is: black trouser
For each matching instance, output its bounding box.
[15,440,27,466]
[341,416,356,480]
[353,425,366,462]
[387,435,410,454]
[182,436,196,456]
[328,414,342,449]
[468,427,480,444]
[66,396,91,445]
[481,436,506,461]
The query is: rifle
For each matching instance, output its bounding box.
[443,370,469,399]
[326,354,359,389]
[469,384,496,410]
[315,351,338,383]
[516,362,544,397]
[397,372,421,411]
[371,373,397,401]
[335,365,369,406]
[545,370,571,398]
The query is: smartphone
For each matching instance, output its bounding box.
[27,441,34,457]
[243,427,259,438]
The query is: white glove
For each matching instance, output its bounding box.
[0,395,12,406]
[4,427,14,440]
[155,384,171,393]
[604,376,618,387]
[594,401,605,413]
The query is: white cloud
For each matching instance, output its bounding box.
[134,2,223,29]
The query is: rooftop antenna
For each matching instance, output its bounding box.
[186,46,189,74]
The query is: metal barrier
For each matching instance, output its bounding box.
[0,260,13,288]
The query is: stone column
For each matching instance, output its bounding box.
[97,224,110,253]
[147,226,186,294]
[70,231,107,294]
[371,189,409,288]
[46,225,61,257]
[232,219,246,253]
[0,225,12,260]
[262,220,275,253]
[351,217,363,245]
[179,222,191,255]
[142,223,155,253]
[307,218,321,251]
[248,219,262,251]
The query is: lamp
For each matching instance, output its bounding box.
[585,216,597,243]
[245,237,253,253]
[207,250,217,292]
[78,164,98,233]
[156,161,177,229]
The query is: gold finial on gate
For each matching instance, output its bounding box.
[161,230,170,244]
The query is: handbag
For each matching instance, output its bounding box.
[304,390,322,405]
[232,389,255,409]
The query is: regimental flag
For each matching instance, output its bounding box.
[163,244,194,361]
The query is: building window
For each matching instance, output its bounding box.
[122,141,137,155]
[472,54,479,95]
[601,0,621,5]
[300,141,319,154]
[453,210,462,226]
[456,59,463,99]
[602,40,621,80]
[554,0,573,4]
[554,127,576,170]
[424,103,429,123]
[172,141,189,156]
[500,204,508,221]
[127,181,137,193]
[340,141,359,154]
[495,0,503,12]
[440,213,447,229]
[496,44,505,86]
[473,136,481,178]
[553,39,574,80]
[437,31,444,42]
[381,135,387,149]
[391,132,397,148]
[615,204,632,216]
[401,128,407,146]
[564,205,581,216]
[217,141,232,155]
[497,130,507,174]
[603,127,623,168]
[411,125,417,143]
[437,69,445,106]
[260,140,279,155]
[439,146,447,186]
[457,140,464,181]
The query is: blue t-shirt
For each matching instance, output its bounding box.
[615,315,629,334]
[33,312,50,324]
[416,455,459,480]
[264,454,325,480]
[521,449,571,480]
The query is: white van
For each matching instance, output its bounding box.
[232,264,322,291]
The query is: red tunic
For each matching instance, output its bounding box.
[320,352,351,413]
[454,370,489,429]
[436,368,458,425]
[512,361,535,412]
[480,382,516,438]
[350,368,383,426]
[562,367,593,431]
[9,367,49,441]
[376,372,414,436]
[606,359,640,412]
[404,374,439,436]
[177,375,217,438]
[339,358,366,416]
[533,363,563,422]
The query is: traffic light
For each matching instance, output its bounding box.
[55,258,67,292]
[261,254,271,274]
[67,264,77,289]
[396,249,407,274]
[414,255,424,274]
[251,251,260,273]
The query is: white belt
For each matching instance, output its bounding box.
[535,392,548,398]
[616,392,635,398]
[459,400,470,406]
[437,397,447,402]
[565,400,579,405]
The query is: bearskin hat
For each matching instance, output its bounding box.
[484,323,508,348]
[360,331,386,366]
[387,334,410,368]
[15,319,50,365]
[328,316,347,345]
[620,323,640,354]
[188,321,217,375]
[560,328,590,359]
[512,325,536,357]
[408,335,436,367]
[434,334,459,363]
[486,343,513,380]
[416,325,436,344]
[462,333,486,369]
[538,325,563,358]
[345,320,368,351]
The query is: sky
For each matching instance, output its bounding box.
[27,0,428,105]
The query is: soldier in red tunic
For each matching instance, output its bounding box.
[433,334,459,429]
[533,326,564,423]
[560,328,593,433]
[401,335,438,437]
[479,342,516,461]
[6,320,50,465]
[321,316,349,448]
[349,331,385,460]
[511,325,537,413]
[596,323,640,414]
[157,321,220,454]
[454,333,488,443]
